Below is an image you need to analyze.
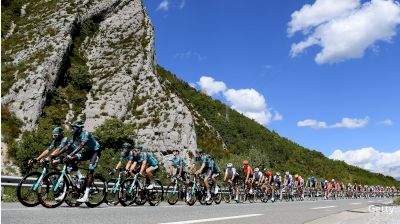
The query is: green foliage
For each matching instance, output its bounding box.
[93,118,136,149]
[66,64,92,90]
[1,0,25,37]
[1,105,22,144]
[394,197,400,206]
[157,65,400,187]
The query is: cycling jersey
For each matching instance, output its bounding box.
[137,152,158,167]
[225,167,238,178]
[170,156,187,172]
[253,171,263,181]
[264,171,273,183]
[242,166,253,177]
[73,131,100,151]
[285,174,293,186]
[120,148,132,161]
[47,137,70,152]
[212,163,221,175]
[192,155,212,170]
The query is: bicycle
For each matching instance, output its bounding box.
[120,173,163,206]
[105,168,128,206]
[166,175,186,205]
[16,159,51,207]
[37,161,107,208]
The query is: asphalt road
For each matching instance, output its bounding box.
[1,198,394,224]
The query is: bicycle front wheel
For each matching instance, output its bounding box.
[105,178,120,206]
[38,171,68,208]
[16,171,41,207]
[148,180,163,206]
[85,174,107,208]
[166,182,180,205]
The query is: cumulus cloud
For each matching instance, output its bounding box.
[224,89,273,125]
[196,76,227,96]
[330,147,400,178]
[288,0,400,64]
[196,76,281,125]
[297,117,369,129]
[297,119,328,129]
[378,119,393,126]
[157,0,169,11]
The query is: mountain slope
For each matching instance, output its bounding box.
[157,66,399,187]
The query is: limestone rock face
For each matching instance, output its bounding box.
[1,0,199,164]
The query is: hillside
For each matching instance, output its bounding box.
[157,66,399,187]
[1,0,398,186]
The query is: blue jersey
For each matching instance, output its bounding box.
[47,137,70,152]
[171,156,186,172]
[192,155,212,169]
[73,131,100,151]
[132,152,158,167]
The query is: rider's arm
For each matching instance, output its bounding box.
[178,159,183,177]
[139,160,147,175]
[224,170,228,182]
[68,140,87,157]
[245,169,250,182]
[197,162,206,174]
[189,164,195,173]
[36,149,50,160]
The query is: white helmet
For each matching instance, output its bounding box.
[285,171,290,176]
[276,172,280,176]
[254,168,259,172]
[332,179,335,182]
[227,163,233,168]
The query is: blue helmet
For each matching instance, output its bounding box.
[52,127,64,136]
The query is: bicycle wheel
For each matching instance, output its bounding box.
[214,184,222,204]
[119,178,136,206]
[148,180,163,206]
[223,185,231,203]
[16,171,41,207]
[105,178,120,206]
[166,182,180,205]
[85,174,107,208]
[38,171,68,208]
[185,183,197,206]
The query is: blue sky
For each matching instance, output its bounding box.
[143,0,400,178]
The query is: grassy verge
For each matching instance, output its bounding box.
[1,186,18,202]
[394,197,400,206]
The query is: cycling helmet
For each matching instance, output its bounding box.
[227,163,233,168]
[325,180,328,183]
[122,143,131,148]
[294,174,299,178]
[195,148,203,153]
[285,171,289,176]
[52,127,64,136]
[331,179,335,182]
[254,168,260,172]
[134,145,143,151]
[71,120,84,128]
[276,172,280,176]
[242,160,249,165]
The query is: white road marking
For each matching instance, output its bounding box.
[311,206,337,210]
[351,203,361,205]
[158,214,264,224]
[368,201,374,203]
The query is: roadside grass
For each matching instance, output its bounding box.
[1,186,18,202]
[394,197,400,206]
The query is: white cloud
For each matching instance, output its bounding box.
[288,0,360,36]
[157,0,169,11]
[273,111,283,121]
[331,117,369,129]
[196,76,281,125]
[297,119,328,129]
[224,88,273,125]
[297,117,369,129]
[289,0,400,64]
[330,147,400,178]
[378,119,393,126]
[196,76,227,96]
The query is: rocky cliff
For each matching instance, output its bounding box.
[1,0,208,164]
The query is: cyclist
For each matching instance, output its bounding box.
[189,148,213,201]
[241,160,253,194]
[252,168,263,187]
[294,174,304,199]
[224,163,240,201]
[28,127,70,167]
[169,149,187,182]
[284,171,294,198]
[274,172,283,200]
[262,169,275,201]
[110,142,133,175]
[64,120,101,203]
[129,145,159,189]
